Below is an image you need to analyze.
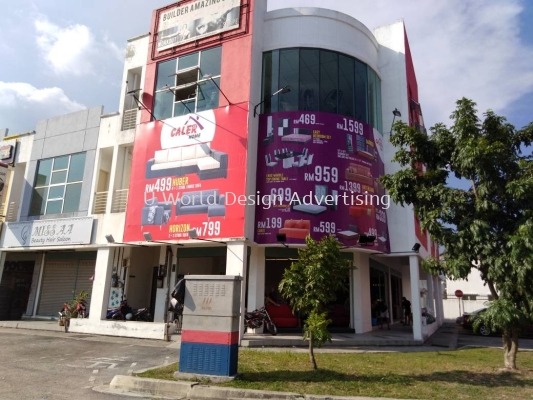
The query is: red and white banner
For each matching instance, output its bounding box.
[123,105,248,242]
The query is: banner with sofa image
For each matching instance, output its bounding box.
[123,106,248,242]
[255,110,390,253]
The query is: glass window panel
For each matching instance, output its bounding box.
[35,159,52,187]
[67,153,86,182]
[51,170,67,185]
[368,68,377,129]
[261,52,273,114]
[299,49,319,111]
[196,79,220,112]
[53,156,69,170]
[319,50,339,114]
[200,46,222,77]
[376,76,383,133]
[48,185,65,199]
[339,55,355,118]
[155,59,177,90]
[178,52,199,71]
[63,183,82,213]
[278,49,299,112]
[46,200,63,215]
[354,60,368,123]
[30,187,48,215]
[153,91,174,120]
[174,100,195,117]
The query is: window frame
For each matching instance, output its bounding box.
[153,47,222,120]
[30,153,86,216]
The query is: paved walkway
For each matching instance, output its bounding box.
[1,317,457,349]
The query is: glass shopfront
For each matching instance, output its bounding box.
[261,48,382,133]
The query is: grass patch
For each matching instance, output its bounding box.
[136,349,533,399]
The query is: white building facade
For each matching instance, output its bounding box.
[0,1,444,342]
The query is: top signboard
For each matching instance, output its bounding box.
[157,0,241,51]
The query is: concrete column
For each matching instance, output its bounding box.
[32,253,47,317]
[226,242,247,344]
[105,145,119,214]
[0,252,6,286]
[434,275,444,325]
[387,266,394,322]
[89,248,114,321]
[353,252,371,334]
[246,246,265,334]
[426,272,435,315]
[25,253,43,316]
[153,246,169,323]
[409,255,423,341]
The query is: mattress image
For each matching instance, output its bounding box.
[281,133,312,143]
[337,230,358,239]
[292,203,327,215]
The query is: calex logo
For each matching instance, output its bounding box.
[160,109,216,149]
[170,115,205,138]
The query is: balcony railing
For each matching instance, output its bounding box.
[112,189,129,213]
[93,191,109,214]
[122,109,138,131]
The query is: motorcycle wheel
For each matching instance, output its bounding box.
[265,321,278,336]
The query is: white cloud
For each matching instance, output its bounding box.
[34,16,124,77]
[0,82,85,133]
[267,0,533,127]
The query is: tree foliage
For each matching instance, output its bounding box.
[380,98,533,369]
[279,234,351,369]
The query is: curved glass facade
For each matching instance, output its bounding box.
[261,48,382,133]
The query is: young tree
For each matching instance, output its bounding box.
[380,98,533,369]
[279,234,351,369]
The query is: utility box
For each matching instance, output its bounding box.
[178,275,242,378]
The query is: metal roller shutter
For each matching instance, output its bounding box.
[37,260,95,316]
[75,261,95,312]
[37,261,77,316]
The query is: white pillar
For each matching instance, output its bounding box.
[226,242,247,344]
[32,253,46,317]
[409,255,423,340]
[25,253,44,316]
[153,246,168,323]
[246,246,265,311]
[426,272,435,316]
[106,145,119,214]
[0,252,6,287]
[89,248,114,321]
[353,252,371,334]
[434,275,444,325]
[387,266,394,322]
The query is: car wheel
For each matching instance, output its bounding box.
[479,324,491,336]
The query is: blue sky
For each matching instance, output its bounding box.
[1,0,532,137]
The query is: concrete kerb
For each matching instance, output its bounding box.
[98,375,416,400]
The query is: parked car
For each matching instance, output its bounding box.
[461,308,492,336]
[461,307,533,337]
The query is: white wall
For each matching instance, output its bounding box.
[445,269,490,296]
[263,8,379,73]
[126,247,158,309]
[443,299,487,320]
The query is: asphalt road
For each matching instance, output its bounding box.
[0,327,179,400]
[457,326,533,350]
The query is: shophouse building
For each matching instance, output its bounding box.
[0,1,444,342]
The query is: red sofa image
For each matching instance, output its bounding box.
[349,205,375,218]
[266,304,299,328]
[279,219,310,240]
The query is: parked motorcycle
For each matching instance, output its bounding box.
[244,306,278,335]
[106,299,152,322]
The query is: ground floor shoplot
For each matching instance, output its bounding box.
[0,243,444,342]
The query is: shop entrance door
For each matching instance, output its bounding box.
[390,275,403,321]
[0,261,35,319]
